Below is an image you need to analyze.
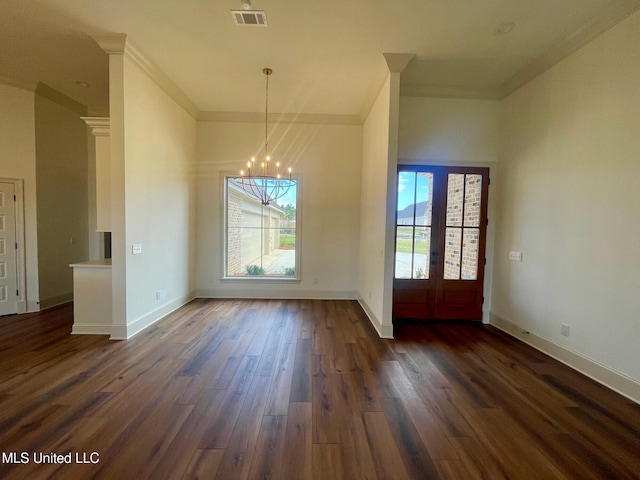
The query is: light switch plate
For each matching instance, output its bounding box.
[132,243,142,255]
[509,251,523,262]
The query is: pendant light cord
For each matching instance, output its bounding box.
[264,68,270,157]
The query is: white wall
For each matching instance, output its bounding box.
[123,55,198,335]
[0,83,40,311]
[398,96,502,322]
[35,93,89,308]
[399,97,501,164]
[493,11,640,401]
[358,75,395,337]
[110,53,197,338]
[196,120,362,299]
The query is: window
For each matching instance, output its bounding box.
[225,176,298,278]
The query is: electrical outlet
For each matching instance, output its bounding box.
[561,323,570,337]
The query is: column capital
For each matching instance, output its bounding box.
[81,117,110,137]
[89,33,127,55]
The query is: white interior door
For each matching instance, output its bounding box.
[0,182,18,316]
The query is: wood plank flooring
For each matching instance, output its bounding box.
[1,299,639,479]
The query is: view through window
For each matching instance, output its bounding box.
[225,177,298,278]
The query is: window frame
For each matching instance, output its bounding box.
[222,172,302,281]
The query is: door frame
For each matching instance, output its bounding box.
[391,163,496,324]
[0,178,27,314]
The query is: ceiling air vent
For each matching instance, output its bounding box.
[231,10,268,26]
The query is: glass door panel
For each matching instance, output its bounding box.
[443,173,484,282]
[446,173,464,227]
[464,174,482,227]
[395,226,413,279]
[413,226,430,279]
[395,171,434,280]
[415,172,433,226]
[462,229,479,280]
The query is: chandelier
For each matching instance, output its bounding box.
[239,68,293,206]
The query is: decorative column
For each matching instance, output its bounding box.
[82,117,111,232]
[382,53,414,336]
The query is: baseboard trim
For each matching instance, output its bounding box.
[111,291,196,340]
[71,323,111,336]
[39,293,73,310]
[357,295,394,339]
[110,324,128,340]
[196,288,358,300]
[27,300,40,312]
[17,301,27,314]
[490,312,640,405]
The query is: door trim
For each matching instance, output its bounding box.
[0,178,27,314]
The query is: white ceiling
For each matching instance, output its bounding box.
[1,0,638,118]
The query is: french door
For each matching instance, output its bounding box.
[393,166,489,320]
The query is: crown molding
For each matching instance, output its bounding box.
[199,111,362,125]
[0,74,37,92]
[500,1,640,98]
[400,83,502,100]
[89,33,199,120]
[398,2,640,102]
[123,40,199,119]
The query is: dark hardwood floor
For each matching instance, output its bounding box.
[0,299,639,479]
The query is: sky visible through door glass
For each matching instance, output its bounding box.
[397,172,431,212]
